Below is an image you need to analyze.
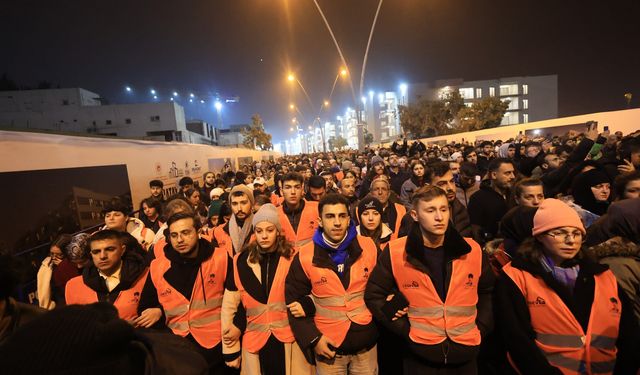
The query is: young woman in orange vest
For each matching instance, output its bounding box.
[65,230,148,322]
[355,196,393,251]
[285,193,379,375]
[495,198,640,375]
[221,204,313,374]
[364,185,496,374]
[137,212,233,374]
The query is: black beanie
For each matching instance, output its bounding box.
[357,196,384,219]
[0,303,138,374]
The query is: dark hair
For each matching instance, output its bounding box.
[318,193,350,216]
[164,198,193,219]
[149,179,163,188]
[487,158,514,174]
[178,177,193,187]
[480,141,493,148]
[294,165,308,173]
[308,175,326,189]
[214,178,227,188]
[218,202,232,226]
[459,161,479,177]
[184,188,200,199]
[139,197,163,217]
[254,194,271,207]
[51,234,72,252]
[614,171,640,199]
[514,178,544,198]
[164,212,201,239]
[88,229,122,247]
[411,185,448,208]
[102,200,131,216]
[282,172,304,185]
[426,161,451,184]
[619,138,640,161]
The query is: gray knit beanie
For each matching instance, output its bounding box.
[229,184,255,206]
[252,203,281,231]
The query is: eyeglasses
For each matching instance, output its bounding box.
[546,231,583,241]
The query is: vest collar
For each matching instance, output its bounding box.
[82,251,146,294]
[164,238,214,265]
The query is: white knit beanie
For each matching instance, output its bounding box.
[252,204,281,231]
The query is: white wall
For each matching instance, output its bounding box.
[0,130,280,209]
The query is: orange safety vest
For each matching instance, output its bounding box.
[213,224,255,257]
[233,253,295,353]
[502,263,620,375]
[390,203,406,241]
[270,194,284,207]
[154,229,216,261]
[149,248,227,349]
[389,236,482,346]
[298,236,377,346]
[65,269,148,321]
[277,200,320,249]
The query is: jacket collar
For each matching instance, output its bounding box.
[164,238,214,265]
[283,199,305,215]
[312,233,363,272]
[82,250,146,293]
[404,221,471,273]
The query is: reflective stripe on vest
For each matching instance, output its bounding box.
[233,253,295,353]
[277,201,319,250]
[150,247,227,349]
[64,269,148,321]
[503,263,620,375]
[298,236,377,347]
[388,236,482,346]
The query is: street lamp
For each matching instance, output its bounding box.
[125,86,132,93]
[399,83,408,105]
[150,89,156,95]
[173,91,178,97]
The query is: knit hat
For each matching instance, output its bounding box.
[532,198,586,236]
[208,200,223,217]
[229,184,255,206]
[342,160,353,170]
[450,152,462,161]
[253,177,266,186]
[357,196,384,219]
[371,155,384,166]
[66,232,90,262]
[252,203,281,231]
[209,187,224,199]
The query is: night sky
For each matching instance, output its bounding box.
[2,0,639,143]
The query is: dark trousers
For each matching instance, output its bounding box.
[403,352,477,375]
[187,336,239,375]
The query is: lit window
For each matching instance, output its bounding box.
[523,114,529,123]
[489,87,495,97]
[475,88,482,98]
[523,99,529,109]
[458,87,474,99]
[522,84,529,95]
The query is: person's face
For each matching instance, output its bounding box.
[254,183,266,192]
[399,158,408,168]
[360,209,381,231]
[427,151,436,159]
[537,227,583,264]
[373,163,385,175]
[211,193,220,201]
[254,221,278,250]
[150,186,163,198]
[205,173,215,185]
[309,186,326,201]
[340,178,356,198]
[507,147,515,159]
[182,184,193,192]
[449,162,460,176]
[491,163,516,190]
[622,179,640,199]
[389,155,399,167]
[321,175,333,189]
[483,145,493,155]
[143,203,157,219]
[168,218,199,257]
[466,152,477,164]
[431,171,456,203]
[352,167,361,178]
[412,163,425,177]
[49,245,64,265]
[370,181,390,205]
[89,238,125,276]
[189,191,201,206]
[230,193,252,219]
[559,151,570,163]
[209,215,219,227]
[104,211,127,231]
[319,203,350,242]
[442,147,450,156]
[304,169,312,179]
[566,139,576,147]
[517,185,545,207]
[543,154,562,170]
[244,175,253,185]
[591,183,611,202]
[283,179,304,206]
[526,146,541,158]
[631,151,640,168]
[357,156,364,164]
[410,196,450,236]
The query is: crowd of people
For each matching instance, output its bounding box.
[1,125,640,374]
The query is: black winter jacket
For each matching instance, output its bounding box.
[364,223,495,365]
[494,254,640,375]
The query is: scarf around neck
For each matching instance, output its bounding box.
[229,214,253,254]
[540,254,580,292]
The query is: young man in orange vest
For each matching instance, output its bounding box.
[212,184,255,257]
[277,172,319,249]
[285,194,379,374]
[137,213,232,374]
[365,185,495,373]
[65,230,148,322]
[369,176,406,240]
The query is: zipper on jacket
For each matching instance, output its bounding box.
[442,341,450,365]
[265,254,271,297]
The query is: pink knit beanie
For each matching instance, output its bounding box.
[532,198,586,236]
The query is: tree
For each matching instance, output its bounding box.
[333,135,348,150]
[398,91,465,137]
[456,97,510,132]
[241,114,272,150]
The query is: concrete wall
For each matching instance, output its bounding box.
[0,130,280,209]
[381,108,640,146]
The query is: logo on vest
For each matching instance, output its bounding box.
[208,273,216,285]
[403,280,420,289]
[160,288,172,297]
[314,276,328,286]
[130,291,140,303]
[464,273,474,288]
[527,296,546,306]
[363,267,369,279]
[609,297,620,314]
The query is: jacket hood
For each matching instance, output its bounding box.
[587,236,640,260]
